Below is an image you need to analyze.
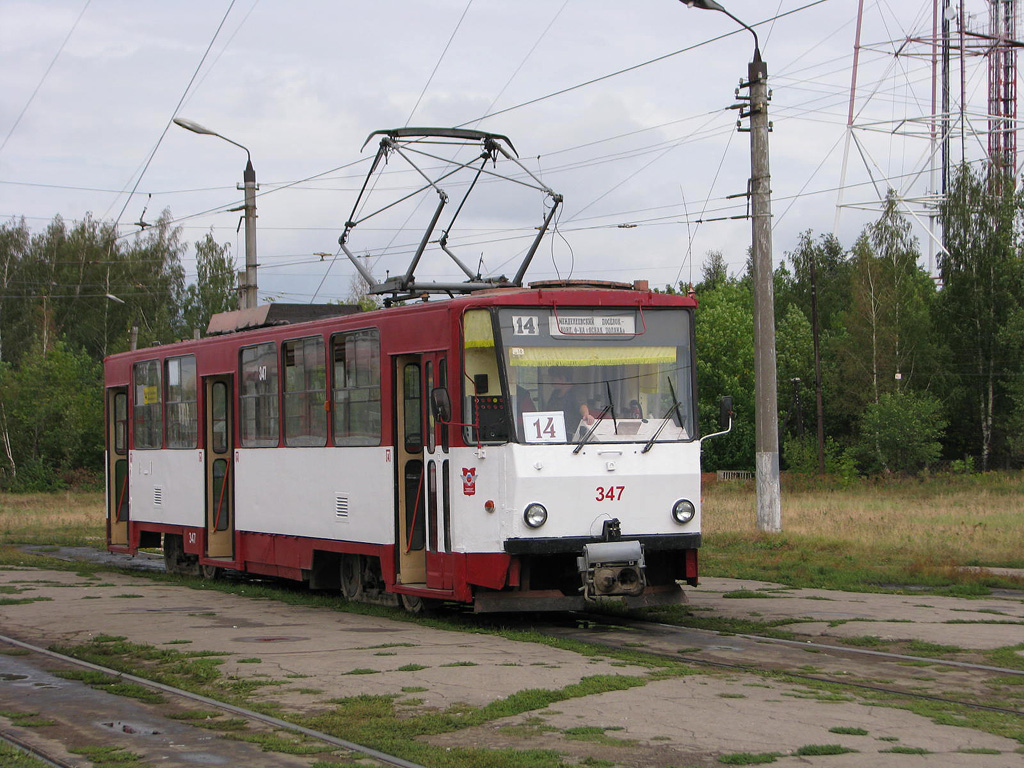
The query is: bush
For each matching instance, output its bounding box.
[782,434,858,482]
[856,390,946,475]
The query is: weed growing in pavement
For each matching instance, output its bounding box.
[69,745,145,766]
[223,728,340,756]
[0,741,51,768]
[880,745,931,754]
[0,596,52,605]
[793,744,857,756]
[828,726,868,735]
[53,669,164,704]
[716,752,784,764]
[563,725,637,747]
[0,709,56,727]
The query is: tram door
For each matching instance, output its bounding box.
[204,375,234,559]
[423,354,452,590]
[106,387,129,546]
[395,355,426,585]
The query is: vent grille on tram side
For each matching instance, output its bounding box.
[335,494,349,522]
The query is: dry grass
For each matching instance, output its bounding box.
[2,475,1023,590]
[702,473,1024,589]
[0,491,104,547]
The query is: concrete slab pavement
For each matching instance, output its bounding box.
[1,563,1022,767]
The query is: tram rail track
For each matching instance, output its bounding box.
[0,632,429,768]
[550,611,1024,717]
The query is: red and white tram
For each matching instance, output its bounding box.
[104,281,709,611]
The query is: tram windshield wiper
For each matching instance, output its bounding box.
[641,377,685,454]
[573,403,612,454]
[605,380,618,434]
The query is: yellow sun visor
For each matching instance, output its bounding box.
[506,346,676,367]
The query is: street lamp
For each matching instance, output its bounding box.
[681,0,781,533]
[173,117,259,311]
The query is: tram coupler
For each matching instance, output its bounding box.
[577,539,646,600]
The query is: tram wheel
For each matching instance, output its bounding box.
[340,555,364,601]
[400,593,427,614]
[163,534,184,575]
[200,564,221,580]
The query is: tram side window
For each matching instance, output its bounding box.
[332,329,381,446]
[283,336,327,447]
[165,355,198,449]
[240,343,280,447]
[462,309,508,443]
[133,359,162,449]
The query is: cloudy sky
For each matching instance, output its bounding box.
[0,1,1002,303]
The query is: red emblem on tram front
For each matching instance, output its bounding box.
[461,467,477,496]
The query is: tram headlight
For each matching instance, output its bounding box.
[671,499,696,525]
[524,503,548,529]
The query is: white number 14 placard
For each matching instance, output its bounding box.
[522,411,567,443]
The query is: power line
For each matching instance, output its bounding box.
[0,0,92,157]
[108,0,240,226]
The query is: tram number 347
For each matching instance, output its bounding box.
[596,486,625,502]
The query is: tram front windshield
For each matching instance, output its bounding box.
[493,307,695,445]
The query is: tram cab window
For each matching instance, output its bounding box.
[240,343,280,447]
[165,355,197,449]
[331,329,381,446]
[133,359,162,449]
[462,309,508,444]
[283,336,327,447]
[496,307,695,445]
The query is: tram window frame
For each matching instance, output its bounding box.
[132,359,163,449]
[165,355,198,449]
[113,391,128,455]
[331,329,381,446]
[283,336,327,447]
[461,308,509,444]
[239,342,280,448]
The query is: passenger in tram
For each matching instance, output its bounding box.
[545,367,595,437]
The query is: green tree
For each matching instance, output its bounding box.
[695,278,754,471]
[856,390,946,474]
[182,233,237,336]
[938,164,1024,469]
[833,196,939,436]
[0,337,103,489]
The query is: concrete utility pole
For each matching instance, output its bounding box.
[173,118,259,310]
[240,157,259,310]
[745,51,782,532]
[682,0,781,532]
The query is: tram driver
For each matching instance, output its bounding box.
[545,367,595,437]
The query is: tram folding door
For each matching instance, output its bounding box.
[106,387,129,547]
[204,375,235,559]
[395,355,427,585]
[422,352,452,590]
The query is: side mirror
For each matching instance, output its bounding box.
[430,387,452,423]
[719,395,734,430]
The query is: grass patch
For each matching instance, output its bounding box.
[794,744,856,756]
[717,752,783,765]
[52,669,165,704]
[563,725,635,746]
[828,726,868,736]
[0,709,57,727]
[0,741,53,768]
[68,745,143,766]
